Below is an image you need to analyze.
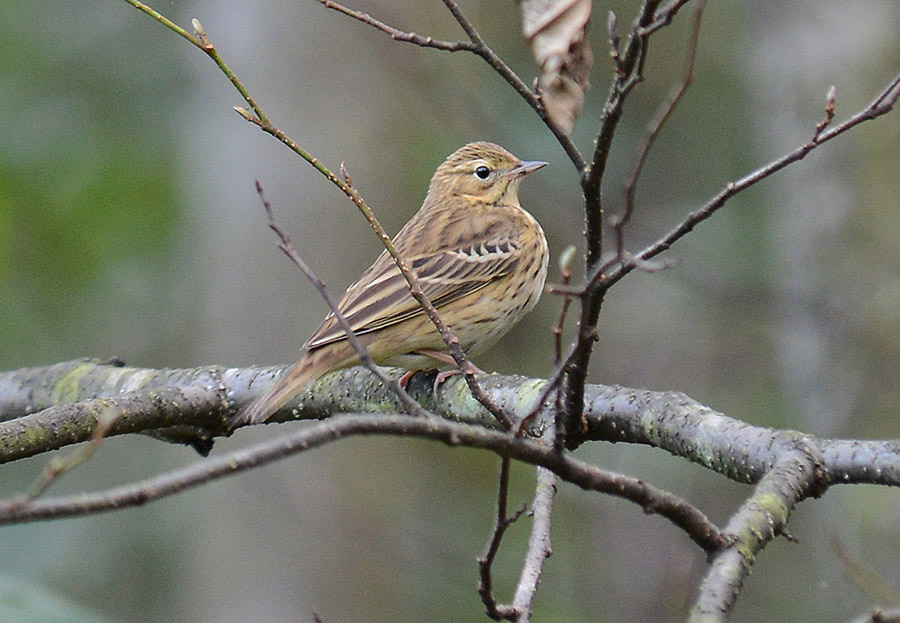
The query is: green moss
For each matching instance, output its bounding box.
[52,363,96,404]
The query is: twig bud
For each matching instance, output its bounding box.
[340,162,353,187]
[233,106,253,121]
[815,85,837,137]
[607,11,620,65]
[826,84,837,107]
[558,245,577,279]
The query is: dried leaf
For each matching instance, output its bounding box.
[520,0,594,134]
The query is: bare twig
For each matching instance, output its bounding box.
[339,165,514,429]
[0,413,728,553]
[122,0,201,46]
[551,246,578,365]
[316,0,586,174]
[616,0,705,261]
[254,181,430,418]
[592,68,900,294]
[642,0,695,35]
[559,0,665,449]
[319,0,477,52]
[478,457,526,621]
[510,466,557,622]
[477,460,559,623]
[190,19,269,124]
[815,84,838,137]
[27,404,121,498]
[584,0,663,252]
[128,5,511,429]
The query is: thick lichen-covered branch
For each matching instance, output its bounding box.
[2,360,898,490]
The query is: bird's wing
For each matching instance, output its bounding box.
[305,213,522,349]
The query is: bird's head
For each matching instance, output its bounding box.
[426,142,547,206]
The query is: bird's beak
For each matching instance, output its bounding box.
[508,160,548,179]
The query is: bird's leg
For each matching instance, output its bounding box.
[413,348,485,397]
[398,369,420,388]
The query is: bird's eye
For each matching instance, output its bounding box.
[474,165,491,180]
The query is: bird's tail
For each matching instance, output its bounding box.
[232,342,356,427]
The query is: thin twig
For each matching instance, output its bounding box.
[591,68,900,294]
[643,0,695,35]
[551,246,578,365]
[316,0,586,174]
[255,182,431,418]
[616,0,705,261]
[339,166,514,430]
[0,414,728,553]
[121,0,201,46]
[559,0,665,449]
[191,20,269,124]
[318,0,477,52]
[27,404,121,498]
[440,0,585,173]
[131,6,510,429]
[511,466,557,622]
[478,456,526,621]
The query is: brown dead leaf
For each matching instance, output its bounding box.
[520,0,593,134]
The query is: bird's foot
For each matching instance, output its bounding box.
[398,350,485,398]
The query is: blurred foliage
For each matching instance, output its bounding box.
[0,1,898,622]
[0,2,185,367]
[0,574,114,623]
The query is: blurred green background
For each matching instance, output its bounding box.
[1,1,899,621]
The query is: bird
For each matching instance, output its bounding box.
[233,141,549,426]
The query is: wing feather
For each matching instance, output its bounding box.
[305,212,522,349]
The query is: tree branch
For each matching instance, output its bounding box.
[558,0,665,449]
[616,0,705,261]
[0,407,725,556]
[594,67,900,294]
[316,0,586,173]
[511,466,557,622]
[254,181,431,419]
[554,65,900,450]
[319,0,477,52]
[5,359,900,565]
[4,360,899,488]
[689,435,825,621]
[478,456,526,621]
[127,10,514,428]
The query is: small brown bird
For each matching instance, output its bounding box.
[235,142,549,426]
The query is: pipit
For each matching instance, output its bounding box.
[235,141,549,426]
